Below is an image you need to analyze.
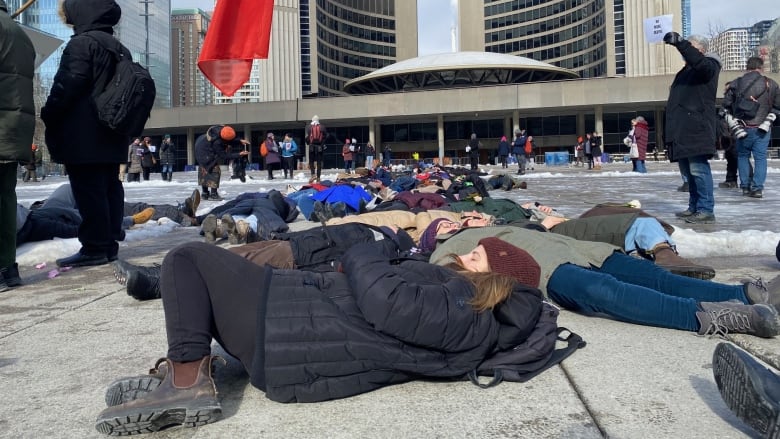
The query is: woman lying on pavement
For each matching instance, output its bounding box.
[430,227,780,338]
[96,238,545,435]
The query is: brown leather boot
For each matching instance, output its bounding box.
[652,243,716,280]
[95,356,224,435]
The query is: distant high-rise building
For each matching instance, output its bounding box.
[681,0,691,38]
[171,9,214,107]
[118,0,172,108]
[10,0,172,108]
[213,0,418,103]
[712,20,777,71]
[458,0,682,78]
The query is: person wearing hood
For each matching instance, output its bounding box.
[663,32,721,224]
[40,0,133,267]
[497,135,510,169]
[0,0,35,290]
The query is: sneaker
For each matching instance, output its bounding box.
[95,356,224,435]
[718,181,738,188]
[677,182,689,192]
[675,209,695,218]
[712,343,780,439]
[235,220,251,244]
[743,188,752,196]
[744,275,780,312]
[684,211,716,224]
[132,207,155,225]
[749,190,764,199]
[697,301,780,338]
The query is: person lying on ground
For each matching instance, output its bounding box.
[16,185,200,248]
[712,342,780,439]
[197,189,298,243]
[95,238,545,435]
[430,227,780,338]
[448,197,714,279]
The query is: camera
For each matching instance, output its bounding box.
[758,112,777,133]
[720,110,747,139]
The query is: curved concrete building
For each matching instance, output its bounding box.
[313,0,418,96]
[343,51,579,94]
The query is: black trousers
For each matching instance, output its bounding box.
[282,156,296,176]
[309,146,324,179]
[161,242,267,373]
[65,163,124,257]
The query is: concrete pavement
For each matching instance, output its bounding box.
[1,161,779,438]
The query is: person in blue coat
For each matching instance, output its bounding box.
[95,238,544,435]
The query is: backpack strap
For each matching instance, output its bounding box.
[467,327,586,389]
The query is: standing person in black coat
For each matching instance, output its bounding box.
[663,32,721,224]
[95,239,544,435]
[194,125,249,201]
[158,135,176,182]
[467,133,481,171]
[497,135,510,168]
[41,0,131,268]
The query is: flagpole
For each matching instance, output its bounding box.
[11,0,37,19]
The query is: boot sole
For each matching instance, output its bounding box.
[713,343,780,439]
[95,399,221,435]
[105,376,163,406]
[666,267,716,281]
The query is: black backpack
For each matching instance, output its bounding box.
[467,302,585,387]
[86,32,156,137]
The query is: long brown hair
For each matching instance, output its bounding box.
[445,255,516,312]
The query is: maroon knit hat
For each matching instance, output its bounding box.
[478,237,541,288]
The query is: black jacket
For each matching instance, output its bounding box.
[194,127,243,171]
[253,243,541,403]
[159,140,176,165]
[722,71,780,126]
[664,40,721,161]
[41,0,129,165]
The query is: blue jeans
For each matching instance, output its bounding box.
[624,217,674,253]
[286,188,317,221]
[546,252,748,331]
[737,127,770,191]
[677,155,714,214]
[635,160,647,173]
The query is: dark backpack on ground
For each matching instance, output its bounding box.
[85,32,156,137]
[467,302,586,387]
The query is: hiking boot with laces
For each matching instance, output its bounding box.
[697,301,780,339]
[712,342,780,439]
[685,211,716,224]
[96,356,224,435]
[182,189,200,217]
[651,243,715,280]
[221,214,237,244]
[201,215,222,243]
[745,275,780,312]
[235,220,251,244]
[113,260,161,301]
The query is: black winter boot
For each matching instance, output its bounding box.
[209,189,223,201]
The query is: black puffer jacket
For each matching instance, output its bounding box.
[253,243,541,403]
[159,140,176,165]
[0,0,35,162]
[664,39,721,162]
[41,0,130,165]
[194,126,244,171]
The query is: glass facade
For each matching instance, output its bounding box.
[118,0,172,108]
[681,0,691,38]
[315,0,398,95]
[300,0,313,95]
[482,0,608,78]
[12,0,171,108]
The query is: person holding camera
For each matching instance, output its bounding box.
[663,32,721,224]
[722,57,780,199]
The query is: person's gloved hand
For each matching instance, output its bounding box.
[663,32,682,46]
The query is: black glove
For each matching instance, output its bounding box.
[663,32,682,46]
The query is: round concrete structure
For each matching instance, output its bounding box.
[343,51,579,94]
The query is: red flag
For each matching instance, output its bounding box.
[198,0,274,96]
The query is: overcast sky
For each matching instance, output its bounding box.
[172,0,778,55]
